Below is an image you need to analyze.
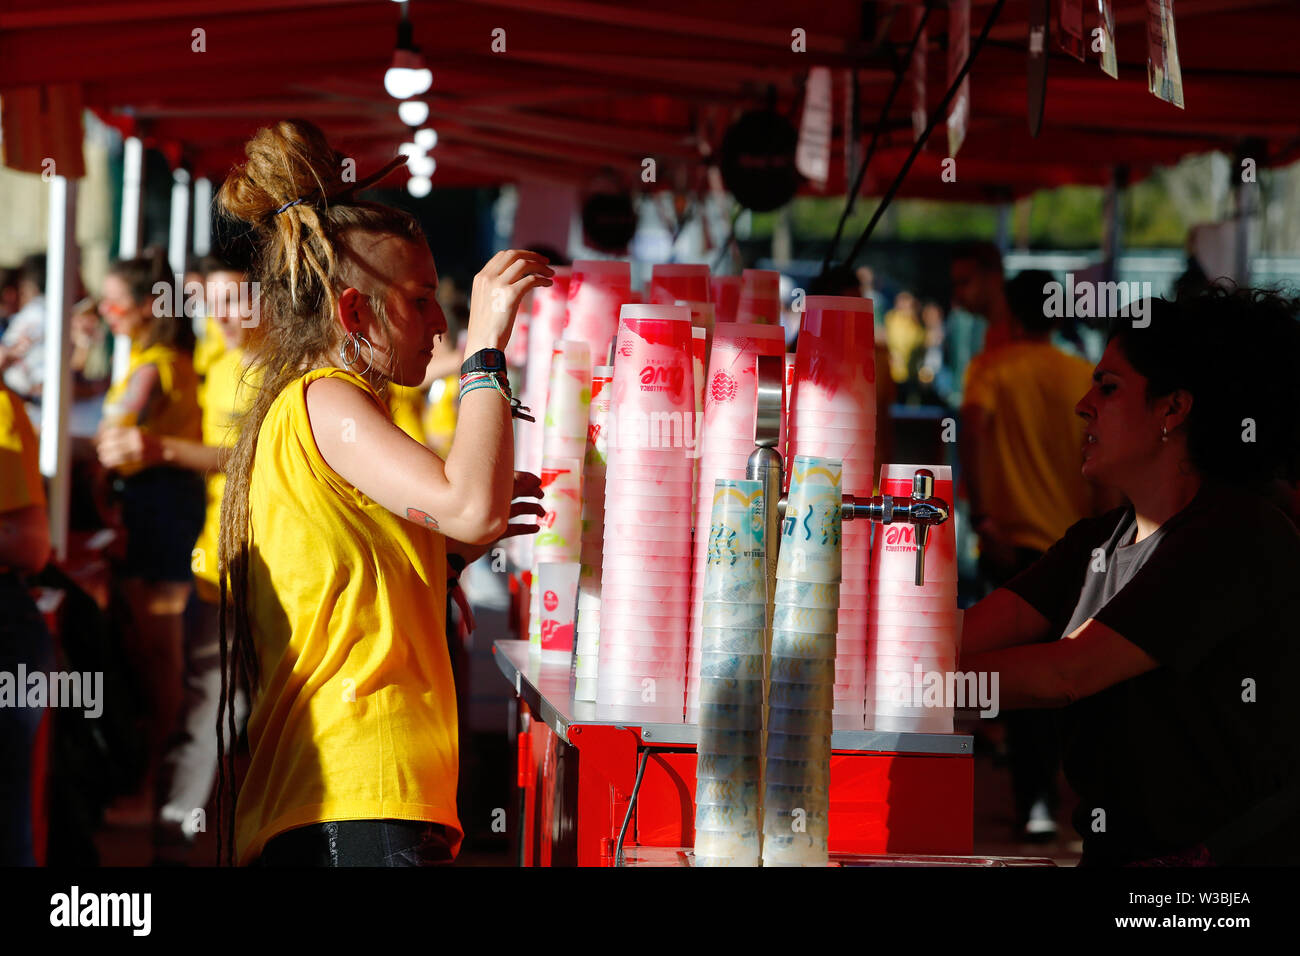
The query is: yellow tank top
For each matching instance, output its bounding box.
[236,366,460,864]
[192,347,254,602]
[102,340,202,477]
[193,315,227,380]
[387,383,428,445]
[0,385,45,514]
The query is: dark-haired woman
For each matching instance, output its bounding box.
[94,258,205,821]
[213,120,546,866]
[959,288,1300,865]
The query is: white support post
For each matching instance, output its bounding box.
[193,176,213,257]
[40,176,80,563]
[114,135,144,385]
[168,167,191,278]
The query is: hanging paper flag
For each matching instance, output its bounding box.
[908,3,928,143]
[946,0,970,158]
[1146,0,1185,108]
[1027,0,1051,137]
[1096,0,1118,79]
[1056,0,1085,62]
[795,66,833,190]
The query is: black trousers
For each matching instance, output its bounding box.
[252,819,454,867]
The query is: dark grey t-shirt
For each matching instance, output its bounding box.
[1006,483,1300,864]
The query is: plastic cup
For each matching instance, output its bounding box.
[697,677,764,708]
[700,603,766,627]
[565,260,632,367]
[769,656,834,683]
[698,726,763,755]
[697,626,766,655]
[868,608,962,628]
[770,630,837,660]
[776,456,843,583]
[649,263,711,305]
[696,701,764,732]
[773,579,840,608]
[770,604,838,633]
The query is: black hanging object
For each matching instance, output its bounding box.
[718,109,801,212]
[581,191,637,255]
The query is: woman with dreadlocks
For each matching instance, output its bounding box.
[213,119,548,866]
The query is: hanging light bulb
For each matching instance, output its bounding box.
[407,154,435,177]
[384,8,432,100]
[398,100,429,127]
[414,127,438,151]
[407,176,432,198]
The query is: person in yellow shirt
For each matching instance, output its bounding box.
[100,260,259,862]
[959,268,1117,844]
[0,382,54,866]
[212,119,546,866]
[93,255,206,823]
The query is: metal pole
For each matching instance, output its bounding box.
[1100,165,1128,284]
[114,135,144,385]
[169,167,191,277]
[40,176,79,563]
[192,176,213,257]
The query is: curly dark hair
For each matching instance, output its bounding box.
[1107,285,1300,488]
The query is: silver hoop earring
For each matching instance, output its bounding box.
[340,330,374,375]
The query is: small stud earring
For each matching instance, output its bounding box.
[1161,425,1168,443]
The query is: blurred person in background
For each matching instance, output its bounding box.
[192,255,245,382]
[93,254,205,825]
[0,268,22,337]
[950,241,1014,356]
[961,268,1121,842]
[95,253,257,862]
[0,379,54,865]
[0,254,49,402]
[915,300,950,404]
[70,297,113,396]
[883,291,923,389]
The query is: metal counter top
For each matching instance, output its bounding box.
[493,640,972,755]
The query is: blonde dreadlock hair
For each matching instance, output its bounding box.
[212,119,423,865]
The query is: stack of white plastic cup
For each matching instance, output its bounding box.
[693,479,766,867]
[516,267,571,572]
[866,463,959,733]
[595,305,695,723]
[762,455,841,867]
[786,296,877,730]
[685,323,786,722]
[573,366,614,702]
[737,268,781,325]
[541,339,592,462]
[565,260,632,370]
[529,459,584,655]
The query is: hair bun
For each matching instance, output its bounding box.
[217,119,346,227]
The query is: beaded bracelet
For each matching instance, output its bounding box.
[457,370,534,422]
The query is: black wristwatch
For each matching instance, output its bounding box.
[460,348,507,377]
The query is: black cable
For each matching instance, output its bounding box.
[822,3,933,273]
[614,748,652,867]
[838,0,1007,270]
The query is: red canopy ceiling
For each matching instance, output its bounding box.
[1,0,1297,199]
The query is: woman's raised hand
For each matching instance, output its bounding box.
[467,250,554,353]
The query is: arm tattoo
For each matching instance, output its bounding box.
[406,507,440,530]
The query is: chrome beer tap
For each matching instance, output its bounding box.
[746,356,951,587]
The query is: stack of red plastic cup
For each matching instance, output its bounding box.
[565,260,631,369]
[649,263,710,306]
[596,304,695,723]
[786,295,878,730]
[866,463,959,734]
[685,322,786,722]
[710,275,741,323]
[737,268,781,325]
